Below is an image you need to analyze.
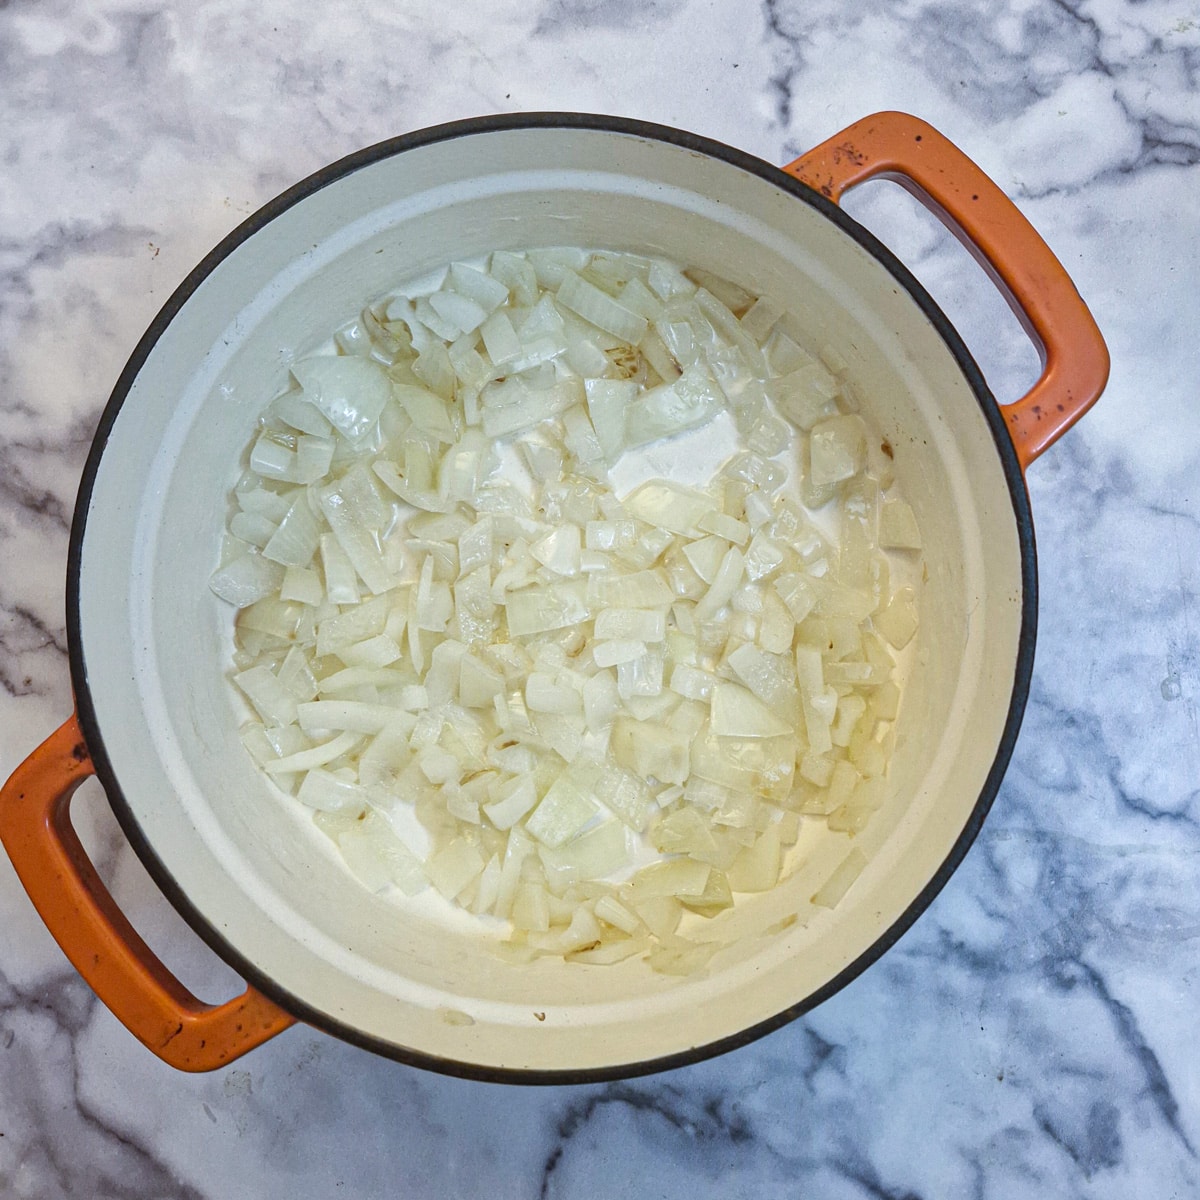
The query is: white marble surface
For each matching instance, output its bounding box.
[2,0,1198,1194]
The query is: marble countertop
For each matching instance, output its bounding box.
[2,0,1198,1195]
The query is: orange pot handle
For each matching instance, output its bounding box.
[783,111,1109,471]
[0,714,295,1071]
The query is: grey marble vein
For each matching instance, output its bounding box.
[1,967,209,1200]
[534,0,690,37]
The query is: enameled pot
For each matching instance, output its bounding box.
[0,112,1108,1080]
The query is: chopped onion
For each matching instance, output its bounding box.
[624,365,724,450]
[594,608,666,643]
[481,379,579,439]
[392,385,455,444]
[623,481,710,536]
[556,270,648,344]
[297,767,371,812]
[710,682,793,738]
[260,731,363,775]
[297,700,398,735]
[880,498,922,550]
[480,310,521,365]
[427,289,488,336]
[526,770,600,849]
[810,414,868,487]
[291,356,391,441]
[448,261,510,312]
[270,390,334,437]
[234,665,298,727]
[213,246,922,975]
[261,494,320,567]
[210,550,285,607]
[490,251,538,305]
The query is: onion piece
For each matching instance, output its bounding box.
[556,270,648,344]
[428,289,488,336]
[280,565,323,605]
[292,356,392,441]
[584,378,636,462]
[481,380,579,439]
[693,546,744,621]
[270,391,334,437]
[880,498,922,550]
[538,820,629,885]
[392,384,457,443]
[624,365,724,449]
[593,640,647,668]
[355,812,427,894]
[297,701,399,735]
[490,251,538,305]
[710,682,793,739]
[210,550,285,607]
[623,481,710,536]
[261,731,363,775]
[427,839,487,900]
[229,511,277,549]
[297,767,372,812]
[449,261,510,312]
[505,583,589,637]
[587,569,673,609]
[483,777,539,830]
[875,587,919,649]
[480,310,522,365]
[234,665,299,727]
[262,493,321,567]
[526,771,601,849]
[810,414,868,487]
[593,608,666,643]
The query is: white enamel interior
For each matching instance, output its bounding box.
[75,124,1026,1074]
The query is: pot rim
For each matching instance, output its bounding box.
[66,111,1037,1084]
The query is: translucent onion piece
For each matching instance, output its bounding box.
[292,356,392,440]
[809,414,868,487]
[584,378,636,461]
[556,270,648,344]
[526,771,600,849]
[261,731,363,775]
[449,261,510,312]
[624,365,724,450]
[880,498,922,550]
[270,390,334,437]
[210,550,285,607]
[263,493,321,567]
[623,481,710,536]
[234,665,298,727]
[710,682,793,739]
[319,494,394,596]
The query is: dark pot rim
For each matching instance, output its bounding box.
[67,111,1036,1084]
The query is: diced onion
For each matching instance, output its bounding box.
[291,356,391,441]
[210,550,285,607]
[556,270,648,344]
[212,247,922,975]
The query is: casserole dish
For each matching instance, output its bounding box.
[0,112,1108,1080]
